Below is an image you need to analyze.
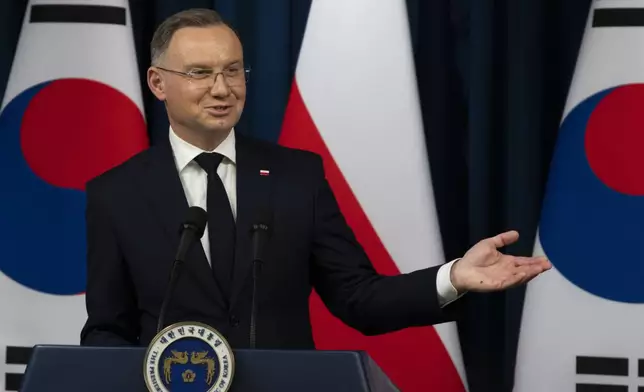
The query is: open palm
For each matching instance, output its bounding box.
[450,231,552,293]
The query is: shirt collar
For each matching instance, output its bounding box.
[169,126,237,173]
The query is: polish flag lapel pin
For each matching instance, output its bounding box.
[259,169,270,176]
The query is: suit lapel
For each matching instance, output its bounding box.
[230,134,272,309]
[140,142,227,311]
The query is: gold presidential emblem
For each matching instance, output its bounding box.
[143,322,235,392]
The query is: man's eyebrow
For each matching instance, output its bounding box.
[183,60,243,69]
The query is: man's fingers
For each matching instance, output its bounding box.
[513,256,551,269]
[490,230,519,249]
[510,263,549,286]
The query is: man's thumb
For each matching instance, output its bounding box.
[490,230,519,248]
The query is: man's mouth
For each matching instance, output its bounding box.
[205,105,232,116]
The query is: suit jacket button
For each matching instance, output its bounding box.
[230,315,239,327]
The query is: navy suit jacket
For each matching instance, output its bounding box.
[79,133,462,348]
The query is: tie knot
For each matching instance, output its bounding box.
[194,152,224,174]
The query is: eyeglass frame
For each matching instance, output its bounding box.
[154,65,251,87]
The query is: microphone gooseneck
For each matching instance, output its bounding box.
[249,220,270,349]
[157,206,208,333]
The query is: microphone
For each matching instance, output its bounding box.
[156,206,208,333]
[249,215,270,349]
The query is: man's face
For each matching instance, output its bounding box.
[151,25,246,137]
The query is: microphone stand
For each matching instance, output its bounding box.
[249,258,262,349]
[156,206,207,333]
[249,222,268,349]
[156,259,182,333]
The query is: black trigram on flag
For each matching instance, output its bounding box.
[4,346,32,391]
[593,7,644,27]
[576,355,644,392]
[29,4,126,24]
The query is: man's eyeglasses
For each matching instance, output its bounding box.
[156,66,251,87]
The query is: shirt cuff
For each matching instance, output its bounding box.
[436,258,464,307]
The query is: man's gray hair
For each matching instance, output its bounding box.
[150,8,228,65]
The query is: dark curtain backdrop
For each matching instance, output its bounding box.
[0,0,592,391]
[406,1,592,390]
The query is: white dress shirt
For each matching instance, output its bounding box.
[168,127,463,307]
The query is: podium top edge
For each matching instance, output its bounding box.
[30,344,369,356]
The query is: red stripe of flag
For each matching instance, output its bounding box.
[279,82,465,392]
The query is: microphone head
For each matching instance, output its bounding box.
[252,209,271,234]
[184,206,208,238]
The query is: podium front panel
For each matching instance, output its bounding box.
[21,345,400,392]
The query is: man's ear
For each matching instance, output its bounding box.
[147,67,166,101]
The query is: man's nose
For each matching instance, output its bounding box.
[209,73,231,98]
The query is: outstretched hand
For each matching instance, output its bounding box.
[450,231,552,293]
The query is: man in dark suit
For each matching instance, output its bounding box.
[80,8,551,348]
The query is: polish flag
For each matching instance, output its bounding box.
[279,1,467,390]
[0,0,147,389]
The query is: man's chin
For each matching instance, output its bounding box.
[199,117,236,133]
